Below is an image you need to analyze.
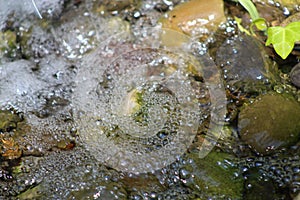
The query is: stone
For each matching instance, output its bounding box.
[159,0,226,38]
[290,63,300,88]
[238,93,300,154]
[216,35,277,93]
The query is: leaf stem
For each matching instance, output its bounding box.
[31,0,43,19]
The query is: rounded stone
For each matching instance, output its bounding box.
[290,63,300,88]
[238,93,300,155]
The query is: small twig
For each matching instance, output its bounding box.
[31,0,43,19]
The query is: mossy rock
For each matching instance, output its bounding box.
[0,30,17,58]
[238,93,300,154]
[183,151,243,199]
[0,110,23,132]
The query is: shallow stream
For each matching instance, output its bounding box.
[0,0,299,199]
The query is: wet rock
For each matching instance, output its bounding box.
[159,0,226,39]
[243,168,291,200]
[238,147,300,196]
[290,63,300,88]
[182,151,243,199]
[106,17,131,35]
[33,95,70,118]
[216,35,277,93]
[56,138,75,150]
[238,93,300,154]
[122,173,165,198]
[154,1,173,12]
[69,181,128,200]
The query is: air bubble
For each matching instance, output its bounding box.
[179,168,191,179]
[73,41,203,173]
[283,7,290,16]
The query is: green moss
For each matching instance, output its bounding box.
[17,184,43,200]
[0,110,22,132]
[0,30,17,57]
[184,151,243,199]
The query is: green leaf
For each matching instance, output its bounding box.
[238,0,260,21]
[234,17,251,35]
[252,18,267,31]
[285,21,300,41]
[238,0,267,32]
[266,22,300,59]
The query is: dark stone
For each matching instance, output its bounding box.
[216,35,277,93]
[290,63,300,88]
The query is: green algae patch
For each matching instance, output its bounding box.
[0,110,23,132]
[184,151,243,199]
[0,30,17,58]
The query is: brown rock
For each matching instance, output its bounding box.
[160,0,226,37]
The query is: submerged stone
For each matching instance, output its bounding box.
[238,147,300,196]
[183,151,243,199]
[122,173,165,198]
[238,93,300,154]
[73,42,203,174]
[243,168,291,200]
